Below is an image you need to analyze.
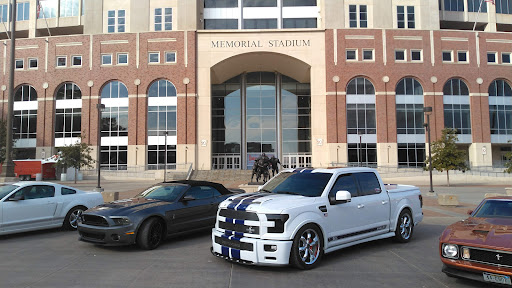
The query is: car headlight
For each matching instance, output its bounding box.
[266,214,289,233]
[111,217,131,226]
[442,243,459,259]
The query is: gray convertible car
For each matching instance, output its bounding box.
[77,180,241,250]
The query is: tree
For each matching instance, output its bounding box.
[505,140,512,174]
[55,135,94,183]
[426,128,469,186]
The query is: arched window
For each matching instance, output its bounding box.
[147,79,177,170]
[13,85,37,141]
[55,82,82,100]
[443,78,471,136]
[346,77,377,166]
[395,78,425,168]
[489,79,512,136]
[100,81,128,170]
[55,83,82,144]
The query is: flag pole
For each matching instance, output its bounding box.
[38,0,52,36]
[473,0,485,31]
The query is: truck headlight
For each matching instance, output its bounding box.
[442,243,459,259]
[111,217,131,226]
[266,214,289,233]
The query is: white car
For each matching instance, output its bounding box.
[0,182,104,235]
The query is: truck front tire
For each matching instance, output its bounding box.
[394,210,414,243]
[290,224,324,270]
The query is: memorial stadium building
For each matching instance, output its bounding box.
[1,0,511,174]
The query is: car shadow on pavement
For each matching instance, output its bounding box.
[0,227,74,241]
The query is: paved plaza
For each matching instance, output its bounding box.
[0,174,509,287]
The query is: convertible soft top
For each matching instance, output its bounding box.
[162,180,233,195]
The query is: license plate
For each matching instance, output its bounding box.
[483,272,512,285]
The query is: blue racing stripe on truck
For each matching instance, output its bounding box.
[231,249,241,259]
[221,246,229,256]
[234,219,244,225]
[234,232,243,238]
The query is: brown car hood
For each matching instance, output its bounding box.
[441,217,512,250]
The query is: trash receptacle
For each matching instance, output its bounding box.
[35,173,42,181]
[60,173,67,181]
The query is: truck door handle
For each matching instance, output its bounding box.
[357,204,365,209]
[382,200,389,205]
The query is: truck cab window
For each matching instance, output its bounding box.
[329,174,359,198]
[354,172,381,196]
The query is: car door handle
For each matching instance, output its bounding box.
[357,204,365,209]
[382,200,389,205]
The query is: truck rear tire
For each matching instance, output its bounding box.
[290,224,324,270]
[394,210,413,243]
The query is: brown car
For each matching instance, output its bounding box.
[440,196,512,286]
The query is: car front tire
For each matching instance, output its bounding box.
[137,218,165,250]
[394,210,414,243]
[290,224,324,270]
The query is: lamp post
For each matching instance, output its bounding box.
[95,103,105,192]
[164,131,168,182]
[332,76,340,144]
[183,77,190,169]
[423,106,435,195]
[1,0,17,178]
[358,130,364,167]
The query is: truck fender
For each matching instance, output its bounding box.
[390,198,413,232]
[287,211,327,245]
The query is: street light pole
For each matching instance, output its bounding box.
[1,0,17,178]
[423,106,435,195]
[164,131,168,182]
[95,103,105,192]
[358,130,363,167]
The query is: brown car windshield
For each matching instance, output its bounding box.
[474,200,512,218]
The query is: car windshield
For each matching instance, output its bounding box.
[473,200,512,218]
[137,184,189,202]
[262,172,332,197]
[0,185,18,200]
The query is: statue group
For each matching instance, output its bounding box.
[251,153,281,183]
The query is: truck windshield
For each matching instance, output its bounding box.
[0,185,18,201]
[262,172,332,197]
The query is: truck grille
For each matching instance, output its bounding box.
[219,221,259,235]
[219,209,259,221]
[215,236,253,251]
[82,215,109,227]
[466,247,512,268]
[217,208,260,235]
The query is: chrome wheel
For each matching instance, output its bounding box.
[399,213,412,240]
[298,229,321,265]
[69,208,83,229]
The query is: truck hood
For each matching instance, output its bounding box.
[85,198,171,216]
[221,192,317,214]
[441,217,512,251]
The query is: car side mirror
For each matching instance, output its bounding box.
[257,185,263,191]
[467,209,473,216]
[9,194,24,201]
[182,195,195,202]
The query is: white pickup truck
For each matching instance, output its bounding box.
[211,167,423,269]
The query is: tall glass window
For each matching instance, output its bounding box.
[282,18,316,28]
[60,0,80,17]
[443,78,471,135]
[100,81,128,170]
[349,5,367,28]
[346,77,377,166]
[496,0,512,14]
[0,4,9,22]
[444,0,464,11]
[38,0,57,19]
[55,83,82,141]
[107,10,125,33]
[396,78,424,135]
[17,2,30,21]
[243,19,277,29]
[398,143,426,168]
[204,19,239,29]
[283,0,317,6]
[205,0,238,8]
[397,6,415,29]
[243,0,277,7]
[154,8,172,31]
[211,72,311,170]
[468,0,487,12]
[13,85,37,140]
[147,80,177,170]
[489,79,512,136]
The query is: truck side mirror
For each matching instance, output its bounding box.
[335,191,351,204]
